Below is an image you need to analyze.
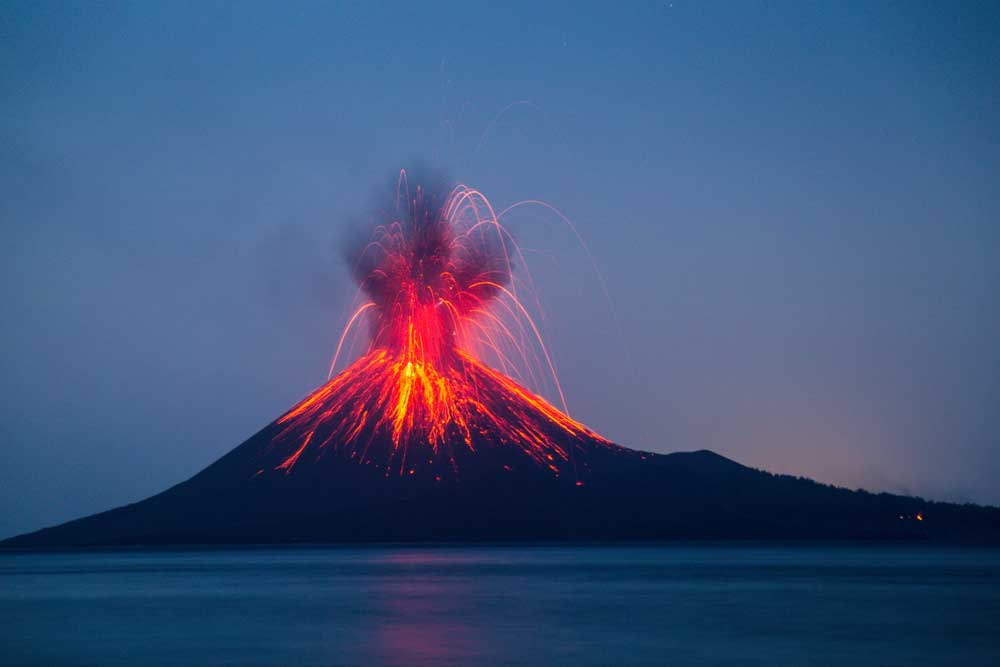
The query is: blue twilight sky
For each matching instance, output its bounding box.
[1,1,998,537]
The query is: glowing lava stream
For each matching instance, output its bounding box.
[271,174,615,478]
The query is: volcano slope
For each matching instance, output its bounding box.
[5,356,999,548]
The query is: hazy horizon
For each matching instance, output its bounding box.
[2,1,999,538]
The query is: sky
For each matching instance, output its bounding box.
[1,1,998,538]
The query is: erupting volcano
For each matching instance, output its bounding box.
[6,171,999,548]
[269,176,616,482]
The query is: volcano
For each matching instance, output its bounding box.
[5,175,999,547]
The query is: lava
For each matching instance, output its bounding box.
[271,172,613,478]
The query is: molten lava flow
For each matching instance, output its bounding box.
[271,174,614,478]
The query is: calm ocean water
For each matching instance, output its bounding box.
[1,544,998,666]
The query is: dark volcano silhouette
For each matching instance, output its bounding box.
[4,364,999,548]
[9,175,995,549]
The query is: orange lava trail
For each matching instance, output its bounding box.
[272,175,615,477]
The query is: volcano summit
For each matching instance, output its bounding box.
[5,176,999,547]
[272,175,618,482]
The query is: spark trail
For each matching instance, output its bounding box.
[271,173,615,479]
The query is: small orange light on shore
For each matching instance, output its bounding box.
[916,513,923,521]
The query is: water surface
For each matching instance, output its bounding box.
[2,544,998,665]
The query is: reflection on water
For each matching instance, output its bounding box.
[374,552,488,665]
[1,544,999,666]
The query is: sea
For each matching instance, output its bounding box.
[1,543,998,666]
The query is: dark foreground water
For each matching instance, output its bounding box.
[1,544,998,666]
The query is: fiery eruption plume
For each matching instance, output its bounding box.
[271,171,614,480]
